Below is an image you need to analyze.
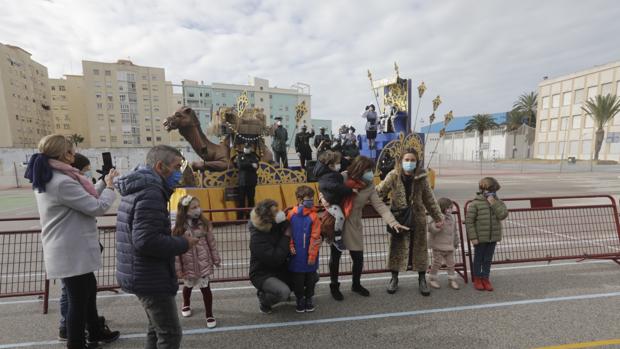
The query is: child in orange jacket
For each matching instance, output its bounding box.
[288,185,321,313]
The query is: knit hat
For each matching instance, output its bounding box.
[72,153,91,171]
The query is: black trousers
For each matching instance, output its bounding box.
[329,245,364,286]
[299,155,311,169]
[63,272,101,347]
[292,272,318,299]
[274,151,288,168]
[237,185,256,219]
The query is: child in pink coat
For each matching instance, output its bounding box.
[174,195,221,328]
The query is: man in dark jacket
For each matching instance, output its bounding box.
[295,125,315,169]
[313,127,332,157]
[271,117,288,168]
[249,199,293,314]
[235,142,259,219]
[115,145,198,349]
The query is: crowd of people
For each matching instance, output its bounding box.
[26,133,508,349]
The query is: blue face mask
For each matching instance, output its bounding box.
[362,171,374,183]
[166,170,183,188]
[302,199,314,209]
[402,161,416,172]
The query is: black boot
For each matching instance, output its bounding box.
[330,282,344,301]
[419,275,431,297]
[351,283,370,297]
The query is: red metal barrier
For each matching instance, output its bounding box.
[0,229,49,314]
[463,195,620,270]
[0,206,468,313]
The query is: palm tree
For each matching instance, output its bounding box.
[505,109,525,158]
[69,133,85,148]
[581,94,620,160]
[513,91,538,128]
[465,114,500,161]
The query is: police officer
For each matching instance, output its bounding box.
[295,124,315,169]
[271,116,288,167]
[314,126,332,157]
[235,142,259,219]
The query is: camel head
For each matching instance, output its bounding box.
[164,107,200,132]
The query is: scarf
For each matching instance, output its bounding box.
[341,178,368,218]
[48,159,99,198]
[24,153,53,193]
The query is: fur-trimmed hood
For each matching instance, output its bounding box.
[250,209,273,232]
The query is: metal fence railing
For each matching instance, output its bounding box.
[463,195,620,268]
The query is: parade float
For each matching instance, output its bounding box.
[164,66,452,220]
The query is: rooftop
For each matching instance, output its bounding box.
[421,112,508,133]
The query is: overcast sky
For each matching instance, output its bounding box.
[2,0,620,132]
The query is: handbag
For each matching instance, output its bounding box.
[387,207,413,236]
[319,210,336,242]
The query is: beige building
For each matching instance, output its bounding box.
[82,59,173,148]
[535,60,620,161]
[0,43,53,148]
[166,82,185,146]
[49,75,90,147]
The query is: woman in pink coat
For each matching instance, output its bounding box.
[174,195,221,328]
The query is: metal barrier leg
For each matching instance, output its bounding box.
[43,279,49,314]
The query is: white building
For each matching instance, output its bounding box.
[535,60,620,161]
[421,112,535,165]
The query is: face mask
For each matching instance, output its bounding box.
[243,148,251,154]
[402,161,416,172]
[333,164,341,172]
[188,208,202,219]
[83,170,93,179]
[275,210,286,223]
[166,170,183,188]
[349,130,354,134]
[362,171,374,183]
[483,191,496,198]
[302,199,314,209]
[276,121,282,126]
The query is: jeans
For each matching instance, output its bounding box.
[137,295,182,349]
[473,242,497,278]
[292,272,318,299]
[259,277,291,307]
[329,245,364,286]
[63,273,101,347]
[59,280,68,329]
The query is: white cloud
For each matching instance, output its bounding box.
[2,0,620,132]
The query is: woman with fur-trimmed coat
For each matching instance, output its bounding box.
[376,148,443,296]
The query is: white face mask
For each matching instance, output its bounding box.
[276,121,282,126]
[243,148,251,154]
[83,170,93,179]
[188,208,202,219]
[275,210,286,223]
[333,164,341,172]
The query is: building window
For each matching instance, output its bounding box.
[549,118,558,131]
[537,142,546,155]
[156,136,161,141]
[562,92,571,106]
[587,86,597,100]
[551,94,560,108]
[51,86,56,91]
[96,103,103,109]
[601,82,612,96]
[110,136,117,142]
[540,120,548,132]
[584,116,593,128]
[260,98,264,102]
[222,92,226,97]
[100,136,106,142]
[573,89,583,105]
[541,96,549,109]
[107,95,113,102]
[572,115,580,129]
[105,70,111,76]
[146,136,152,142]
[560,117,569,130]
[93,69,100,75]
[59,85,66,92]
[189,93,195,97]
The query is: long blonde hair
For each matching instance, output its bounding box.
[38,134,73,160]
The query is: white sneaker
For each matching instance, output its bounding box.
[181,307,192,317]
[429,279,441,289]
[449,280,460,290]
[206,317,217,329]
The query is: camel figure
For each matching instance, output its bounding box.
[164,106,273,172]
